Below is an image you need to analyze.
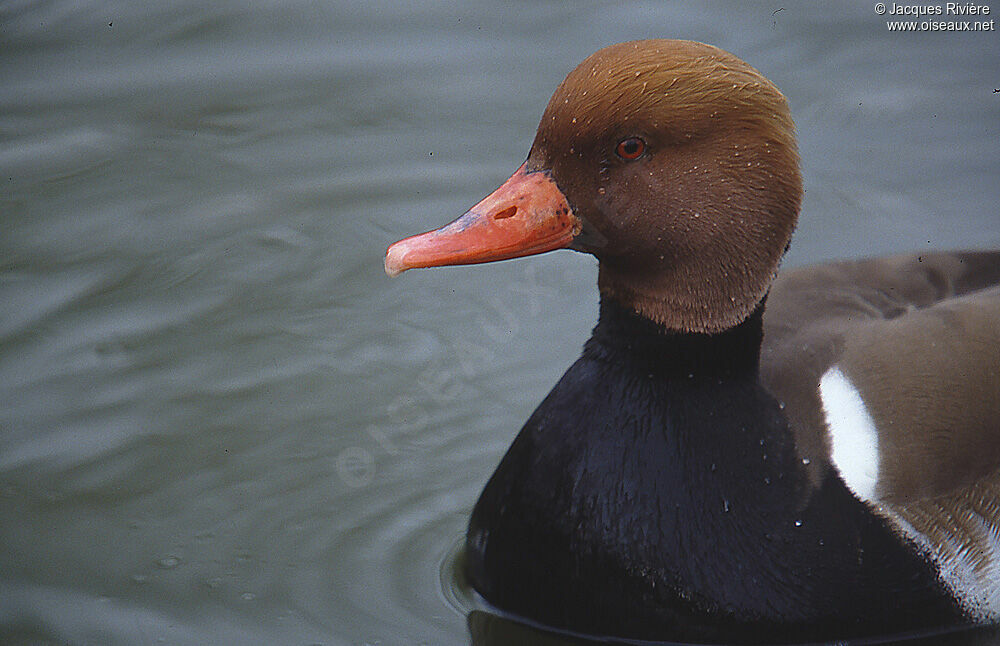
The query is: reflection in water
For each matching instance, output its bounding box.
[469,611,612,646]
[447,537,1000,646]
[467,610,1000,646]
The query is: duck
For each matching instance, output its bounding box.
[384,40,1000,644]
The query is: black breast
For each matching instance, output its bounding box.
[465,299,963,643]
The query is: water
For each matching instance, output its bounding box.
[1,1,998,644]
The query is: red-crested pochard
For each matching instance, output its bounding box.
[385,40,1000,643]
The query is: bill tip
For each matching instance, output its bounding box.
[384,243,409,277]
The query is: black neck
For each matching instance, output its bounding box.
[587,296,764,378]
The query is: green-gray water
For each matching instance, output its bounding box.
[2,2,998,644]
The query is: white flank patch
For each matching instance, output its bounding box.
[818,369,1000,619]
[819,366,880,502]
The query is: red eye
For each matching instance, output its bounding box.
[615,137,646,160]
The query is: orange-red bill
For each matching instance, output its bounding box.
[384,163,580,276]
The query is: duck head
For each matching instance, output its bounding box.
[385,39,802,333]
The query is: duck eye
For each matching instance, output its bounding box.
[615,137,646,160]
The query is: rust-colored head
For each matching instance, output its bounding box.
[386,39,802,333]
